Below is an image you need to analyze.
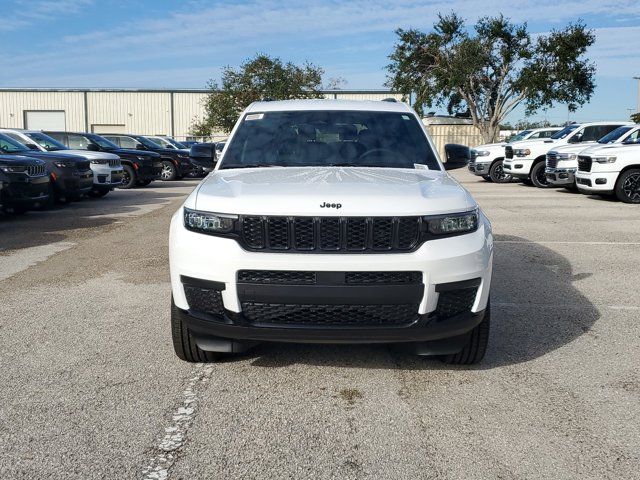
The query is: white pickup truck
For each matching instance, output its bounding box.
[469,127,560,182]
[575,129,640,202]
[169,99,493,364]
[546,125,640,189]
[503,122,632,187]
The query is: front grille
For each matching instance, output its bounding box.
[505,146,514,159]
[27,164,46,176]
[183,285,224,315]
[109,158,121,167]
[241,302,419,327]
[578,156,592,172]
[435,287,478,320]
[345,271,422,284]
[238,270,316,284]
[546,152,558,169]
[239,215,422,253]
[76,161,91,171]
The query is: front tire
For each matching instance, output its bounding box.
[615,168,640,203]
[489,159,512,183]
[530,162,549,188]
[119,165,136,189]
[171,298,220,362]
[160,161,178,181]
[441,302,490,365]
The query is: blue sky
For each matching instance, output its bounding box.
[1,0,639,124]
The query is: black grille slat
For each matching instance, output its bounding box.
[184,285,224,315]
[546,153,558,169]
[397,217,420,249]
[27,164,46,176]
[578,156,592,172]
[242,216,265,248]
[346,218,367,250]
[76,161,91,171]
[345,271,422,285]
[435,287,477,321]
[320,218,342,250]
[372,218,394,250]
[505,146,514,159]
[241,302,419,327]
[237,270,316,284]
[267,217,289,249]
[293,218,315,250]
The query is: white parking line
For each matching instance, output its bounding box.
[495,302,640,311]
[0,241,76,281]
[496,240,640,246]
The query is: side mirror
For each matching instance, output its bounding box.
[443,144,471,170]
[568,133,582,144]
[136,144,146,150]
[190,143,217,162]
[26,143,39,151]
[86,143,100,151]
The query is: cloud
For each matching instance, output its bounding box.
[0,0,93,31]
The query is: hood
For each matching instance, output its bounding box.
[112,148,161,158]
[581,144,639,157]
[17,151,87,162]
[0,154,45,166]
[151,147,186,156]
[49,149,120,160]
[193,167,475,216]
[473,142,506,151]
[510,138,556,149]
[548,143,596,155]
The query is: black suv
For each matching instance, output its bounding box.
[45,132,162,189]
[102,134,195,181]
[0,133,93,203]
[0,154,50,214]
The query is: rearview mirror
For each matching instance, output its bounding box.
[443,144,471,170]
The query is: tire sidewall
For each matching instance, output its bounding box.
[489,159,511,183]
[615,169,640,203]
[531,161,549,188]
[119,165,136,189]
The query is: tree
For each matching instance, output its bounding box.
[631,112,640,123]
[192,54,325,135]
[387,14,596,143]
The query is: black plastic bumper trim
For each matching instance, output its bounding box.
[180,275,226,291]
[435,278,481,292]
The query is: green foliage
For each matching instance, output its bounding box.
[192,54,325,135]
[387,14,596,142]
[631,112,640,123]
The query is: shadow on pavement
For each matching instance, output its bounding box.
[240,234,599,369]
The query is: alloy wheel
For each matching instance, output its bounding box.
[161,164,173,180]
[622,173,640,201]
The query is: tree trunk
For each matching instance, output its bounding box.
[478,121,500,144]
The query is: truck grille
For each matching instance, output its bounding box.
[239,216,422,253]
[505,146,514,159]
[546,152,558,169]
[240,302,419,327]
[109,158,121,167]
[578,156,592,172]
[27,164,46,176]
[236,270,422,285]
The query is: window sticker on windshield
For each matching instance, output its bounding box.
[402,115,411,120]
[245,113,264,121]
[414,164,430,170]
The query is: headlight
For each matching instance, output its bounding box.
[474,150,490,157]
[514,148,531,157]
[54,161,77,168]
[184,208,237,234]
[136,155,147,161]
[0,164,26,173]
[593,156,616,164]
[90,159,107,164]
[426,209,479,235]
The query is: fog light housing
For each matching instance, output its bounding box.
[596,178,607,185]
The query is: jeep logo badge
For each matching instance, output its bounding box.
[320,202,342,209]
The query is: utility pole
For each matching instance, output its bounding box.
[634,77,640,113]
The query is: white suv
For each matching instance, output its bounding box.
[575,128,640,202]
[503,122,631,187]
[169,100,493,364]
[470,127,560,183]
[546,125,640,189]
[0,128,123,197]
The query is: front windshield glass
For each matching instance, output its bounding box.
[0,133,30,153]
[507,130,532,143]
[26,132,67,151]
[138,136,162,149]
[166,138,187,149]
[550,125,579,140]
[88,134,119,150]
[220,110,440,170]
[598,126,632,144]
[146,137,170,148]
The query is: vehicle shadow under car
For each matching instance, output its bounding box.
[230,234,599,369]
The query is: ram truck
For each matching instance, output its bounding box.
[45,132,162,189]
[575,131,640,203]
[470,127,560,183]
[0,129,123,198]
[503,122,631,187]
[102,134,195,181]
[169,99,493,365]
[0,133,92,203]
[546,125,640,189]
[0,155,50,214]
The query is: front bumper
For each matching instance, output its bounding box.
[0,175,49,206]
[91,164,124,188]
[468,160,491,175]
[503,158,533,178]
[545,167,576,186]
[575,171,618,193]
[169,210,493,345]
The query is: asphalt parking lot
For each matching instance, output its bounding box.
[1,171,639,479]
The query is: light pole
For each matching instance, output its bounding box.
[634,77,640,113]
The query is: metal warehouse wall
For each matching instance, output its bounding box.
[0,89,407,140]
[425,124,484,158]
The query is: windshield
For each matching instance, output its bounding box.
[220,110,440,170]
[25,132,67,151]
[138,136,162,149]
[507,130,532,143]
[166,138,187,149]
[598,126,633,144]
[550,125,579,140]
[146,136,172,148]
[87,134,119,150]
[0,133,30,153]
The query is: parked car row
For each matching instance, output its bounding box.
[470,121,640,203]
[0,129,206,215]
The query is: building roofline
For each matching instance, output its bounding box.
[0,87,400,95]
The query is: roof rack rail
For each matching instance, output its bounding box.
[381,98,398,102]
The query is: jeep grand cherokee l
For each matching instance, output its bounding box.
[169,100,493,365]
[0,155,50,214]
[0,133,93,203]
[45,132,162,189]
[0,129,123,198]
